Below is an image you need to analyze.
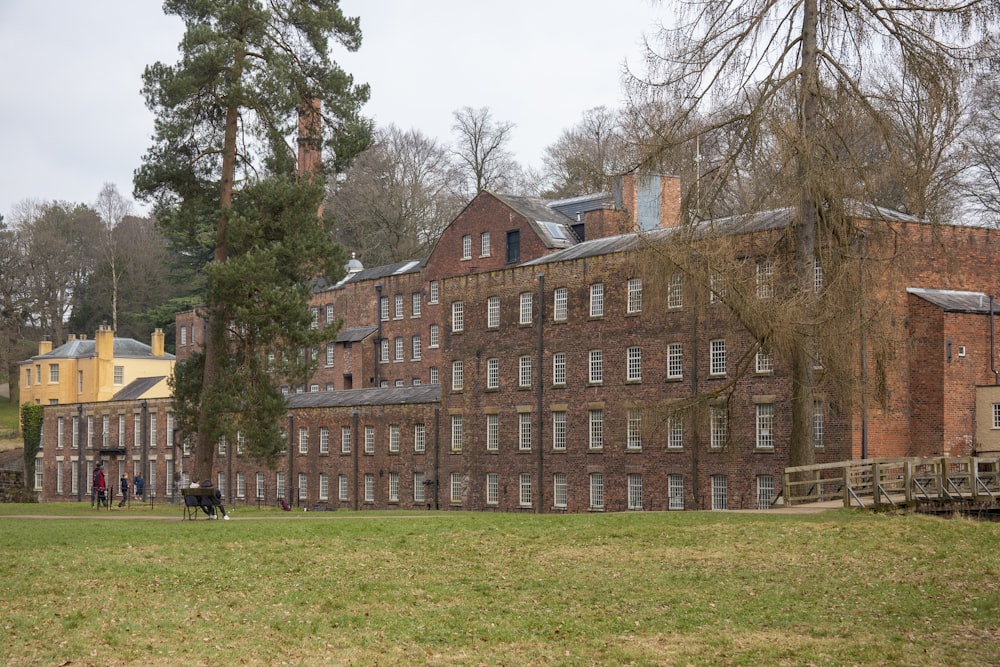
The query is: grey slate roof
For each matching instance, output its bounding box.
[24,338,175,363]
[548,193,611,221]
[112,377,168,401]
[491,193,580,249]
[335,326,378,343]
[287,384,441,409]
[907,288,1000,314]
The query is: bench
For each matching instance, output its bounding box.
[181,487,218,520]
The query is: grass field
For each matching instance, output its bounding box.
[0,399,20,451]
[0,505,997,666]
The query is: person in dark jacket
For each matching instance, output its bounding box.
[198,479,230,520]
[133,473,145,501]
[118,474,129,507]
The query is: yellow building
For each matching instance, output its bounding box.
[20,325,175,406]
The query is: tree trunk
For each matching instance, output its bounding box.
[790,0,820,469]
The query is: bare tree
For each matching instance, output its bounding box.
[93,183,134,333]
[963,69,1000,225]
[631,1,997,469]
[329,125,465,264]
[451,106,520,195]
[541,106,631,198]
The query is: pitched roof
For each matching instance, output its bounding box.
[907,288,1000,314]
[490,193,580,249]
[112,377,169,401]
[287,384,441,409]
[335,326,378,343]
[24,338,175,363]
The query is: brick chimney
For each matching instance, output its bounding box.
[38,339,52,355]
[617,172,682,231]
[151,328,165,357]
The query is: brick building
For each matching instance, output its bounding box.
[35,173,1000,510]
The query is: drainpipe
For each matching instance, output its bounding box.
[536,273,545,513]
[287,412,294,507]
[432,406,440,510]
[352,408,360,510]
[374,283,383,388]
[991,296,998,386]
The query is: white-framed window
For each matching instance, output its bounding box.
[627,408,642,450]
[667,273,683,309]
[394,336,404,362]
[461,234,472,259]
[298,426,309,454]
[711,475,728,510]
[414,424,426,452]
[56,416,64,449]
[411,292,421,318]
[364,473,374,502]
[319,426,329,454]
[519,473,532,507]
[50,364,60,383]
[255,472,265,499]
[710,339,726,376]
[310,307,319,329]
[486,358,499,389]
[627,346,642,382]
[325,342,335,367]
[450,472,462,503]
[414,472,425,503]
[589,473,604,509]
[668,416,684,449]
[102,415,110,448]
[394,293,404,319]
[380,338,389,363]
[55,461,63,493]
[113,365,124,385]
[814,400,825,448]
[552,411,566,451]
[325,303,335,324]
[757,475,775,509]
[318,472,328,501]
[452,360,464,391]
[452,301,464,332]
[518,412,531,450]
[88,415,94,448]
[710,407,728,449]
[589,350,603,384]
[755,348,773,374]
[710,271,726,303]
[589,283,604,317]
[553,287,568,322]
[627,473,643,510]
[627,278,642,314]
[552,352,566,386]
[430,367,439,385]
[669,474,685,510]
[341,426,351,453]
[339,474,349,501]
[429,280,439,304]
[589,409,603,450]
[451,414,463,451]
[667,342,683,380]
[481,231,491,257]
[412,335,422,361]
[486,414,499,451]
[553,473,567,508]
[388,424,400,453]
[486,472,499,505]
[388,472,399,502]
[298,472,308,501]
[519,355,531,388]
[429,324,440,348]
[276,472,286,499]
[380,296,390,321]
[519,292,533,325]
[756,403,774,449]
[756,259,774,299]
[814,259,824,293]
[364,425,375,454]
[487,295,500,328]
[180,326,188,346]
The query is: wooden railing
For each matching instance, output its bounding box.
[783,456,1000,508]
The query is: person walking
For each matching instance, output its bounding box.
[133,472,145,501]
[118,474,129,508]
[93,463,107,508]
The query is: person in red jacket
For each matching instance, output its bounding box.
[93,463,107,508]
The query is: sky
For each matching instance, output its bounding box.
[0,1,666,220]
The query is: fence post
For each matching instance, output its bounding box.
[843,464,851,508]
[873,460,882,508]
[904,460,913,505]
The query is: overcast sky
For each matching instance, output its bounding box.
[0,1,665,220]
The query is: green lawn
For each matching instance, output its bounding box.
[0,506,997,666]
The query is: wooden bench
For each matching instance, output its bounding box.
[181,487,218,520]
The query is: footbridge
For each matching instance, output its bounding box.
[783,456,1000,516]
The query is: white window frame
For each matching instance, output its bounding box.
[487,296,500,328]
[628,473,643,510]
[668,417,684,449]
[627,408,642,450]
[552,352,566,386]
[462,234,472,260]
[710,339,726,377]
[669,474,685,510]
[480,231,491,257]
[452,360,464,391]
[667,342,683,380]
[756,259,774,299]
[552,411,566,451]
[380,296,390,321]
[486,358,499,389]
[667,273,683,310]
[364,473,375,502]
[711,475,728,510]
[627,278,642,314]
[364,425,375,455]
[518,355,531,388]
[589,473,604,509]
[553,287,568,322]
[394,293,404,319]
[319,426,329,454]
[452,301,464,332]
[411,292,421,318]
[519,473,532,507]
[389,424,400,453]
[429,324,440,348]
[756,403,774,450]
[757,475,775,509]
[486,413,499,451]
[553,473,567,508]
[414,424,426,452]
[519,292,533,325]
[339,474,349,501]
[412,335,422,360]
[450,472,462,503]
[589,283,604,317]
[414,472,425,503]
[814,400,825,448]
[518,412,531,451]
[589,349,603,384]
[451,414,463,451]
[429,281,439,304]
[627,346,642,382]
[341,426,351,454]
[486,472,499,505]
[589,409,603,450]
[710,407,728,449]
[394,336,404,362]
[388,472,399,502]
[756,348,773,374]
